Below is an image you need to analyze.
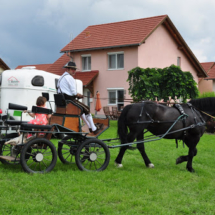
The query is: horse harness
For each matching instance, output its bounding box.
[137,101,206,148]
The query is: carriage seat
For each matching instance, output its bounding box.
[9,103,27,111]
[31,106,53,115]
[20,123,53,140]
[20,105,53,130]
[54,94,83,116]
[21,123,52,130]
[5,103,28,126]
[5,120,28,126]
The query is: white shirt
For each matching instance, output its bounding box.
[57,72,77,96]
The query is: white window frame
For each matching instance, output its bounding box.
[107,88,124,107]
[108,52,124,70]
[82,54,91,71]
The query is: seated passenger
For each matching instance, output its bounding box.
[5,96,51,145]
[24,96,52,140]
[57,61,103,134]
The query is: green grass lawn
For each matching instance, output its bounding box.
[0,120,215,214]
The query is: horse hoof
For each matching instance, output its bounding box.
[115,161,123,168]
[186,167,195,173]
[176,157,182,165]
[148,163,154,168]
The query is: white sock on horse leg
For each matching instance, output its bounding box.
[86,114,97,131]
[115,161,123,168]
[148,163,154,168]
[81,114,91,128]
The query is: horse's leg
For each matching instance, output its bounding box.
[186,143,198,172]
[176,147,197,164]
[176,135,199,172]
[136,132,154,168]
[115,132,136,167]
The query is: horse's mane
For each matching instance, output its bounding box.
[189,97,215,111]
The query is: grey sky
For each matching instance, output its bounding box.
[0,0,215,69]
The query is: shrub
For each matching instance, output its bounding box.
[127,65,199,102]
[198,91,215,98]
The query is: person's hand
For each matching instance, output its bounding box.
[77,93,84,99]
[23,110,27,113]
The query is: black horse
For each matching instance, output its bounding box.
[115,97,215,172]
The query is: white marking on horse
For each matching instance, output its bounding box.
[115,161,123,168]
[148,163,154,168]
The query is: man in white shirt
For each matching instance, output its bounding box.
[57,61,102,134]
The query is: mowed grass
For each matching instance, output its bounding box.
[0,120,215,214]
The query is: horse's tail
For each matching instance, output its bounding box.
[117,105,132,143]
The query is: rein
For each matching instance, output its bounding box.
[87,95,215,120]
[199,110,215,119]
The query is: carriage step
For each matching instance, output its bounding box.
[0,155,20,161]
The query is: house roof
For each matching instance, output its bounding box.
[0,58,10,70]
[61,15,207,78]
[198,62,213,82]
[61,15,167,52]
[73,71,99,87]
[16,64,52,71]
[47,53,70,75]
[200,62,214,73]
[201,62,215,80]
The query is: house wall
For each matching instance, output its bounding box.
[198,79,213,94]
[138,25,199,83]
[72,47,138,115]
[213,81,215,92]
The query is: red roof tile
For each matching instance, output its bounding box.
[200,62,214,73]
[203,62,215,80]
[74,71,99,86]
[61,15,167,52]
[15,64,52,71]
[199,62,215,81]
[47,53,70,75]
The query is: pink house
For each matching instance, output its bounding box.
[18,15,208,116]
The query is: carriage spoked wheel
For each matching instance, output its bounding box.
[0,143,21,165]
[75,139,110,171]
[58,135,79,164]
[20,138,57,173]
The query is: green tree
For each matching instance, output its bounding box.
[127,65,199,102]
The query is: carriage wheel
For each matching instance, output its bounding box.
[75,139,110,171]
[0,142,21,165]
[58,135,79,164]
[20,138,57,173]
